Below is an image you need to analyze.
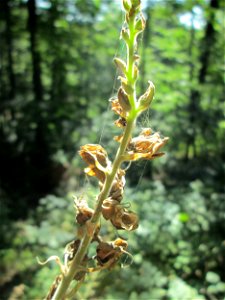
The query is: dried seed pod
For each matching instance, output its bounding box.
[75,198,94,226]
[76,210,93,226]
[114,118,127,128]
[79,144,111,182]
[79,144,108,167]
[138,81,155,112]
[95,238,128,268]
[111,97,128,129]
[121,211,139,230]
[108,169,126,202]
[118,87,131,112]
[111,98,126,118]
[102,198,118,220]
[110,187,123,202]
[111,209,139,231]
[123,130,169,161]
[114,58,127,76]
[96,242,115,266]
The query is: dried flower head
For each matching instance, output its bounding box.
[102,198,118,220]
[74,197,94,226]
[109,168,126,201]
[122,128,169,161]
[95,238,128,268]
[111,98,126,118]
[110,208,138,231]
[102,196,138,231]
[79,144,111,182]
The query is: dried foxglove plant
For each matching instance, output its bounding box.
[42,0,169,299]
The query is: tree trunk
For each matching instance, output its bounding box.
[2,0,15,99]
[185,0,219,160]
[185,11,197,161]
[199,0,219,84]
[27,0,53,198]
[27,0,43,103]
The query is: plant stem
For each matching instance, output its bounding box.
[52,117,136,300]
[51,5,138,299]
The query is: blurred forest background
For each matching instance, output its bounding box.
[0,0,224,299]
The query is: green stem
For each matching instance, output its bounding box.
[52,117,136,300]
[51,6,138,300]
[126,15,137,112]
[127,16,135,78]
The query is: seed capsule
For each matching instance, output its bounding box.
[118,87,131,112]
[114,57,127,76]
[138,81,155,112]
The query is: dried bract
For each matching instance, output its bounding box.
[110,207,138,231]
[111,97,128,129]
[79,144,111,182]
[101,167,138,231]
[95,238,128,268]
[114,57,127,76]
[138,81,155,112]
[74,197,94,226]
[114,118,127,128]
[109,168,126,201]
[118,87,131,112]
[111,98,126,118]
[102,198,118,220]
[123,129,169,161]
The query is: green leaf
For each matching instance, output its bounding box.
[206,272,220,284]
[178,212,190,223]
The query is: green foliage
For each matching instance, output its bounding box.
[82,180,224,299]
[1,180,225,298]
[0,0,224,298]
